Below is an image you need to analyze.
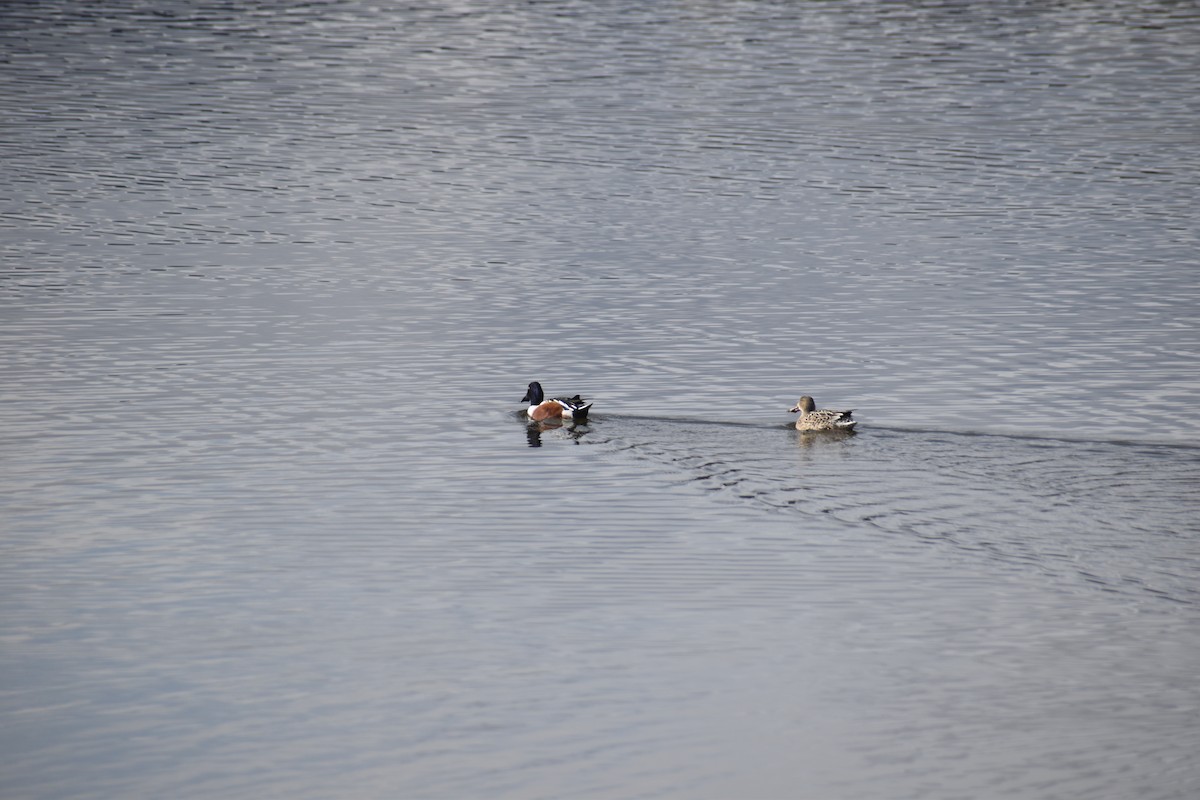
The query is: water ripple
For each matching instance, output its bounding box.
[4,2,1200,798]
[574,414,1200,609]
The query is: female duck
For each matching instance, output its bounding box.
[522,381,593,422]
[789,395,856,431]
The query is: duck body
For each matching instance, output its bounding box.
[789,395,856,431]
[522,381,592,422]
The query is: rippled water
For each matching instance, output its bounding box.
[3,2,1200,798]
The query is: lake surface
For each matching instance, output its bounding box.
[3,1,1200,798]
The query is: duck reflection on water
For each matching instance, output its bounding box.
[792,426,857,448]
[525,417,591,448]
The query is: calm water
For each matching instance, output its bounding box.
[3,1,1200,798]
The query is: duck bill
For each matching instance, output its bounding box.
[788,406,800,413]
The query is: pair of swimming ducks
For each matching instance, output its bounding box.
[522,381,857,432]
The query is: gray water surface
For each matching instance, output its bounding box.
[3,2,1200,798]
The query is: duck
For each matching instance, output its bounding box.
[789,395,856,431]
[522,381,593,422]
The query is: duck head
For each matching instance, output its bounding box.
[789,396,816,414]
[522,382,545,405]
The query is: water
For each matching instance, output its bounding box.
[3,1,1200,798]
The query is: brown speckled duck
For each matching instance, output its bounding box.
[789,395,856,431]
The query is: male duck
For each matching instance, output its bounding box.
[522,381,593,422]
[789,395,856,431]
